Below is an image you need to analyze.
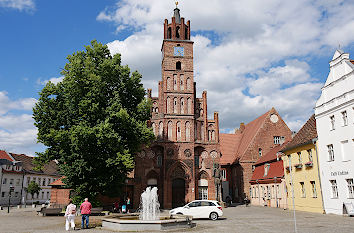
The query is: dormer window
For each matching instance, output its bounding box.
[264,164,270,176]
[5,165,12,170]
[14,166,21,171]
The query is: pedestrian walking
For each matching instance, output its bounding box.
[64,200,76,231]
[80,198,92,229]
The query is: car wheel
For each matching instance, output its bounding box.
[209,212,218,220]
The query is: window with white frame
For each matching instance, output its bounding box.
[276,184,280,197]
[300,182,306,198]
[2,178,7,184]
[198,186,208,200]
[16,179,20,186]
[310,181,317,198]
[267,186,271,199]
[250,187,252,198]
[330,180,338,198]
[271,185,275,199]
[297,152,302,164]
[307,149,313,162]
[274,136,281,144]
[221,169,226,180]
[9,179,14,185]
[347,179,354,199]
[342,111,348,126]
[330,115,335,130]
[327,144,334,161]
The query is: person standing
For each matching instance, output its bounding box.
[80,198,92,229]
[64,200,76,231]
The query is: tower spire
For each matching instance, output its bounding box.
[173,2,181,24]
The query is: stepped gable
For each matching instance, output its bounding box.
[10,153,60,176]
[281,114,317,152]
[219,133,242,164]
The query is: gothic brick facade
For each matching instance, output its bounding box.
[220,108,292,203]
[133,7,220,209]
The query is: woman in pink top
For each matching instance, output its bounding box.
[80,198,92,229]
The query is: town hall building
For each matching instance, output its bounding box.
[133,7,221,209]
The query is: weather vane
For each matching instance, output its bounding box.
[175,1,178,8]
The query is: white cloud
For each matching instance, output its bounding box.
[0,0,35,11]
[98,0,354,132]
[38,76,64,85]
[0,91,39,156]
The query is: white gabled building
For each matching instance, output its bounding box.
[315,49,354,215]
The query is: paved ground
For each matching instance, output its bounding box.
[0,205,353,232]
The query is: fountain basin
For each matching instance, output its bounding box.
[102,214,195,231]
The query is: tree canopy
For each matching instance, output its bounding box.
[25,181,41,203]
[33,40,154,199]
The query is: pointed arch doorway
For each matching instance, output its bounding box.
[172,178,185,208]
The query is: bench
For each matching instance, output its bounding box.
[90,207,105,216]
[37,207,63,216]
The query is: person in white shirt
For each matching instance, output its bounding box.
[64,200,76,231]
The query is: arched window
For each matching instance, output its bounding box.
[167,77,171,90]
[177,121,181,141]
[168,121,173,140]
[152,123,156,136]
[208,130,212,141]
[185,27,188,40]
[187,98,192,114]
[155,107,158,113]
[166,96,171,113]
[176,26,180,38]
[186,121,191,141]
[159,121,163,138]
[180,74,184,90]
[173,97,178,114]
[180,97,184,114]
[176,61,181,70]
[186,77,191,90]
[212,130,216,141]
[173,74,177,90]
[167,27,172,39]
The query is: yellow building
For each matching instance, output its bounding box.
[281,114,324,213]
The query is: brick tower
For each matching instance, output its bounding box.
[133,6,220,209]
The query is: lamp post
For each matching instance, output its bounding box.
[288,155,298,233]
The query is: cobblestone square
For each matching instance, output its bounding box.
[1,205,354,233]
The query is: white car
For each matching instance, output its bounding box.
[169,200,223,220]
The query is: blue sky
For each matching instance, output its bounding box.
[1,0,354,156]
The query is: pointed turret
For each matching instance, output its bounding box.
[163,4,190,40]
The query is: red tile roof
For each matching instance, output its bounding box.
[351,60,354,65]
[220,109,272,165]
[281,114,317,152]
[219,133,242,164]
[236,110,270,161]
[250,160,284,184]
[10,153,60,176]
[49,176,65,186]
[0,150,14,161]
[254,144,283,165]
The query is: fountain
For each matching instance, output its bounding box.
[139,186,160,220]
[102,187,195,231]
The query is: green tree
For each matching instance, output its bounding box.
[25,181,42,204]
[33,40,155,201]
